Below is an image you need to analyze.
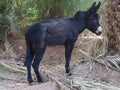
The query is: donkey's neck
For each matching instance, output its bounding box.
[74,11,87,34]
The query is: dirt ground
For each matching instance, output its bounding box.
[0,34,120,90]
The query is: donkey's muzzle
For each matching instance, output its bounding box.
[96,26,102,35]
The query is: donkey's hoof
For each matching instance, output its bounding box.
[38,81,43,83]
[37,81,43,84]
[38,79,44,83]
[29,81,36,85]
[67,72,73,76]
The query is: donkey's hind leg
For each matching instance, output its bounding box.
[32,43,46,83]
[24,41,34,84]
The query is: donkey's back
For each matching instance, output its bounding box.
[25,18,79,45]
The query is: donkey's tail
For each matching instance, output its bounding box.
[24,39,34,66]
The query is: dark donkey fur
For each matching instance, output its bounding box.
[24,2,102,84]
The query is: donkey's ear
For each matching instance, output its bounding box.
[90,2,96,10]
[95,2,101,12]
[88,2,96,13]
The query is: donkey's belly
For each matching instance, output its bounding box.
[45,35,67,45]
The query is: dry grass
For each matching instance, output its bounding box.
[104,0,120,54]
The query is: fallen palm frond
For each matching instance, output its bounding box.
[67,76,120,90]
[0,76,19,82]
[79,49,120,72]
[0,61,26,73]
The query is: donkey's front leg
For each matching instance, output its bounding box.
[65,43,74,76]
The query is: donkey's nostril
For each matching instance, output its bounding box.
[96,30,102,35]
[97,31,102,35]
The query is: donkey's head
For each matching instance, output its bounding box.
[86,2,102,35]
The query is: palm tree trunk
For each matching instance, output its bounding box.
[105,0,120,54]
